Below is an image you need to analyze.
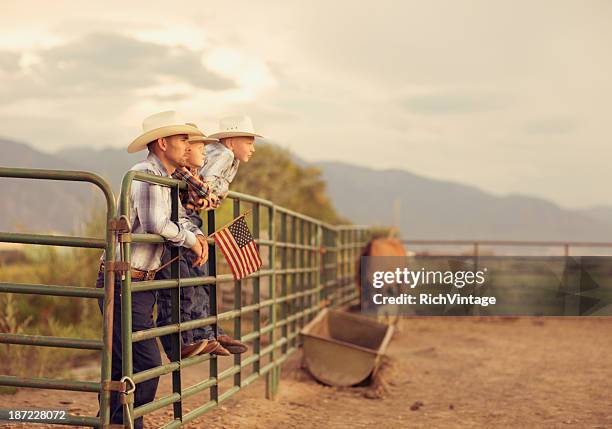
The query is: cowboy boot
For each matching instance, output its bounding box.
[217,335,248,354]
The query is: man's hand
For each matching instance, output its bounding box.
[191,235,209,267]
[190,238,205,267]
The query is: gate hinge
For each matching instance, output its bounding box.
[110,215,132,243]
[109,215,131,233]
[101,380,127,392]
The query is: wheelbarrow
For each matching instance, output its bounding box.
[300,308,394,387]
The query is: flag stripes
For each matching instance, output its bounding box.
[213,215,262,280]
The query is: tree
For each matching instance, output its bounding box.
[230,143,349,224]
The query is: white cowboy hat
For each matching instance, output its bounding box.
[185,123,219,144]
[188,136,219,144]
[127,111,203,153]
[207,115,263,140]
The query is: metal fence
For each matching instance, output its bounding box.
[0,167,118,427]
[0,167,370,428]
[402,239,612,256]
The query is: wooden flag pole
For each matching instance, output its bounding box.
[208,209,253,238]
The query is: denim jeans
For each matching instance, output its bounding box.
[96,270,160,429]
[191,275,225,342]
[155,245,224,359]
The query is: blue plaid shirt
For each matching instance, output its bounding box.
[199,142,239,199]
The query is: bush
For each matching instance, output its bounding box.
[0,208,105,384]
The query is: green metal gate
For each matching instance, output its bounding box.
[0,167,118,427]
[0,167,369,428]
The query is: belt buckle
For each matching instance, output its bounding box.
[145,271,156,281]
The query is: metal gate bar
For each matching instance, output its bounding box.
[0,167,118,428]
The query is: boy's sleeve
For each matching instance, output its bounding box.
[201,150,234,197]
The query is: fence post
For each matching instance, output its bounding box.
[169,184,184,420]
[207,209,219,405]
[99,185,118,428]
[119,181,135,428]
[280,213,288,357]
[253,203,261,377]
[233,199,243,389]
[316,224,323,310]
[334,229,341,307]
[266,205,279,399]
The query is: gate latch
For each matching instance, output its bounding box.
[101,376,136,429]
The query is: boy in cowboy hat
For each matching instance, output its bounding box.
[155,127,228,357]
[184,115,263,354]
[95,111,210,428]
[201,115,262,199]
[158,122,249,356]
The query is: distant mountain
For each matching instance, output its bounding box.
[314,161,612,241]
[1,138,611,241]
[580,206,612,226]
[0,138,103,233]
[55,146,141,190]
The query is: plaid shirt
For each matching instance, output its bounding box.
[199,142,239,199]
[103,153,203,271]
[172,167,220,211]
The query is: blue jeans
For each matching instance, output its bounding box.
[155,246,223,359]
[96,270,161,429]
[191,275,225,342]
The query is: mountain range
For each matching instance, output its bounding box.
[1,137,610,243]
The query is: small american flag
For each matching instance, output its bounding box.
[214,215,262,280]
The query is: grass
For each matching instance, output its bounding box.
[0,211,105,392]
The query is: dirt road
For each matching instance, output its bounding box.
[2,317,612,428]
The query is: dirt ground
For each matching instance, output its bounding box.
[2,317,612,429]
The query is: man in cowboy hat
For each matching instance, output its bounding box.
[184,115,263,354]
[95,110,210,428]
[155,126,228,358]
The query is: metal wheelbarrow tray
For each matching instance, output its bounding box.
[300,308,394,387]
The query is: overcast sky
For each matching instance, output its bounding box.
[1,0,610,209]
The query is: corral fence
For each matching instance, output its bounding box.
[402,239,612,257]
[0,167,370,428]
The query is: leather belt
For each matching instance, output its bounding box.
[129,268,157,281]
[99,262,157,281]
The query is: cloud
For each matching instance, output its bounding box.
[0,51,19,72]
[0,32,235,102]
[0,1,611,209]
[399,90,508,115]
[524,117,577,135]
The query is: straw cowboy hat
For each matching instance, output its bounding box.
[207,115,263,140]
[185,122,219,144]
[128,111,203,153]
